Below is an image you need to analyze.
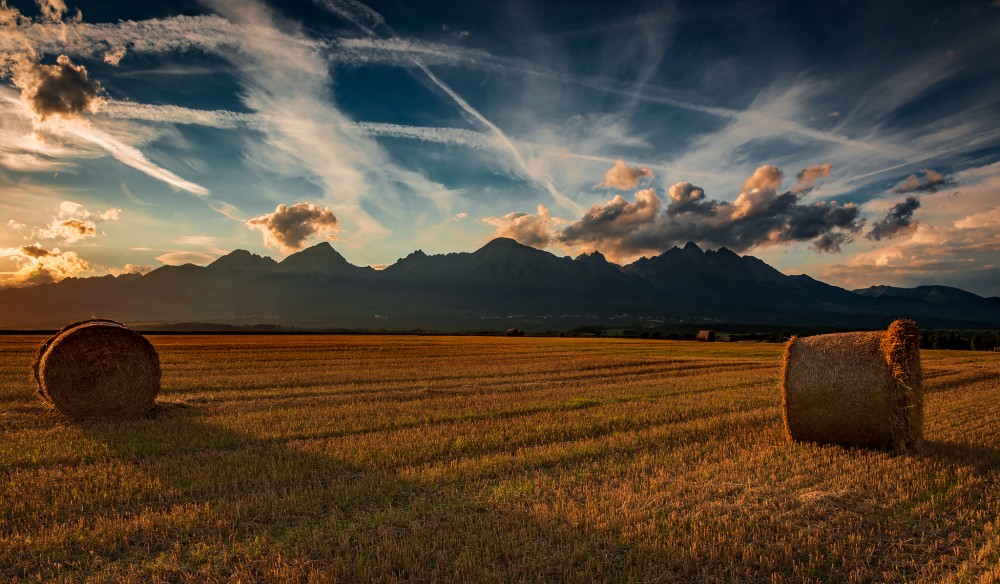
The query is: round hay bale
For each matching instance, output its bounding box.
[33,319,160,420]
[696,330,715,342]
[781,319,922,451]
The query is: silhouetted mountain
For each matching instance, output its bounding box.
[853,285,983,304]
[0,239,998,330]
[207,249,277,273]
[278,242,372,276]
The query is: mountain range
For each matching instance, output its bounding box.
[2,238,998,330]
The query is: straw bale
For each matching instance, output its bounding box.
[781,319,922,450]
[33,319,160,420]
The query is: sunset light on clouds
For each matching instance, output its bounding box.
[1,0,999,294]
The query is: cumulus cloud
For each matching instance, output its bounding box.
[36,217,95,242]
[892,169,947,193]
[487,164,864,261]
[812,232,854,253]
[866,196,920,241]
[108,263,152,275]
[10,54,104,120]
[103,46,126,66]
[730,165,785,220]
[561,189,661,246]
[822,218,1000,295]
[954,206,1000,229]
[245,202,340,253]
[792,163,832,193]
[57,200,121,221]
[33,200,121,243]
[36,0,68,22]
[819,165,1000,296]
[620,164,861,255]
[0,243,90,285]
[482,204,558,248]
[595,160,654,190]
[7,219,25,230]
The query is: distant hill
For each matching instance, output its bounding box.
[853,284,984,304]
[1,239,998,330]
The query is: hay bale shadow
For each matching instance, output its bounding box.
[920,440,1000,476]
[58,403,649,581]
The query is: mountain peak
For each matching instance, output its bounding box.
[295,241,334,253]
[682,241,703,254]
[575,250,609,264]
[208,249,277,271]
[473,237,543,259]
[279,241,355,275]
[480,237,531,251]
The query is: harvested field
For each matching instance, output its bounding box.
[0,335,998,582]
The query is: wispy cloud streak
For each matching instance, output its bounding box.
[316,0,585,214]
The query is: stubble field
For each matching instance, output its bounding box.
[0,334,998,582]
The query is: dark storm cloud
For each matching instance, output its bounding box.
[866,196,920,241]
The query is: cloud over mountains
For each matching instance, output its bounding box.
[246,203,340,253]
[487,163,861,261]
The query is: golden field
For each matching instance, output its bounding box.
[0,334,998,583]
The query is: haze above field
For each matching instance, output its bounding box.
[1,0,1000,296]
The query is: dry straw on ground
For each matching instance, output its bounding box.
[33,319,161,420]
[781,319,923,451]
[696,330,716,342]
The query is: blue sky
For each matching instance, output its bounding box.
[2,0,1000,295]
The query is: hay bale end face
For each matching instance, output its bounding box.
[696,330,716,342]
[34,319,161,420]
[781,319,923,451]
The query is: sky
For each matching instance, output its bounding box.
[1,0,999,295]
